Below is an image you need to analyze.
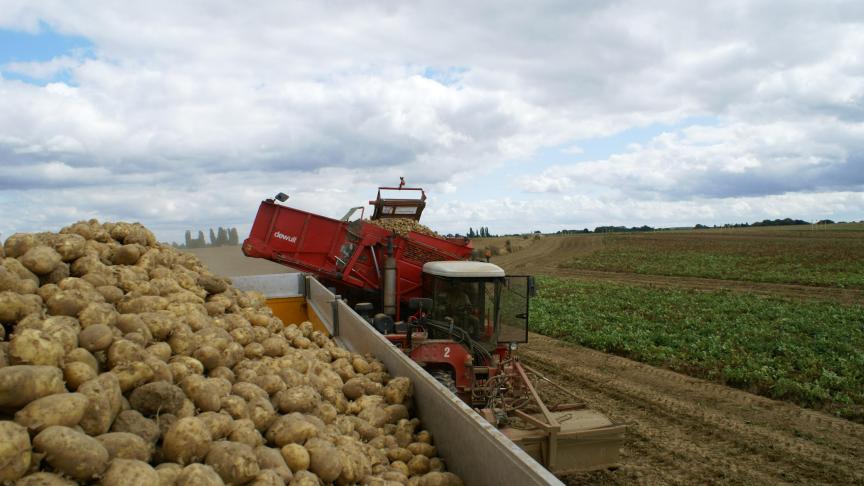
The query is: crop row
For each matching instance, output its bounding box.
[530,276,864,421]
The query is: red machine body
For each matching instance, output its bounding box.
[242,198,473,317]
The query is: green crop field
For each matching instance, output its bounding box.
[561,224,864,289]
[530,276,864,420]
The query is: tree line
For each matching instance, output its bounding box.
[173,227,240,248]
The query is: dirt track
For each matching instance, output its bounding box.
[522,333,864,485]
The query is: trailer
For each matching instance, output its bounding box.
[232,272,621,485]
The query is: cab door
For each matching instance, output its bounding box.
[498,276,532,343]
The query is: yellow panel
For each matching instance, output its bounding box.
[265,296,330,336]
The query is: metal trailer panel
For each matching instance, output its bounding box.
[230,273,303,298]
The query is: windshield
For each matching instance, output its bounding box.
[426,276,500,345]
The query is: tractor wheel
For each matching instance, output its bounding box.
[430,369,457,394]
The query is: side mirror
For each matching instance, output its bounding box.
[275,192,289,202]
[409,297,433,311]
[527,276,537,298]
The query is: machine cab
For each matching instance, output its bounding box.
[421,261,532,348]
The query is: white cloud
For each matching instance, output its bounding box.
[0,1,862,241]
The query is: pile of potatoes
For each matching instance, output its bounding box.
[365,220,439,238]
[0,220,464,486]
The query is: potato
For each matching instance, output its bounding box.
[0,365,65,408]
[342,377,367,400]
[229,419,265,448]
[4,233,39,258]
[46,289,94,317]
[306,443,343,483]
[254,445,293,483]
[290,470,321,486]
[210,366,235,382]
[415,430,432,444]
[0,291,42,324]
[383,377,412,405]
[14,393,89,433]
[113,361,155,392]
[407,454,431,476]
[220,395,249,420]
[247,469,285,486]
[387,447,413,464]
[19,246,63,275]
[162,417,212,465]
[78,302,118,328]
[41,316,80,353]
[117,295,168,314]
[197,412,235,440]
[111,244,142,265]
[51,233,86,262]
[96,285,124,304]
[129,381,187,416]
[205,441,260,485]
[0,266,20,292]
[266,413,318,447]
[9,329,65,366]
[79,324,114,352]
[78,373,122,436]
[273,386,320,414]
[156,463,182,486]
[280,443,309,472]
[406,442,436,459]
[252,374,285,395]
[176,463,226,486]
[147,341,173,362]
[65,346,99,370]
[111,410,161,444]
[248,396,277,431]
[198,275,228,295]
[417,471,464,486]
[33,426,109,480]
[100,458,160,486]
[96,432,153,462]
[14,472,76,485]
[181,375,225,412]
[39,262,70,286]
[193,345,223,371]
[107,339,148,368]
[0,421,31,482]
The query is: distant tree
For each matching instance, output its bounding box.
[185,230,192,248]
[468,227,475,238]
[197,231,206,248]
[229,228,239,245]
[217,227,228,246]
[694,224,709,229]
[209,228,217,246]
[816,219,835,225]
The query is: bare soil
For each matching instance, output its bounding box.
[490,236,864,305]
[522,333,864,485]
[185,246,297,277]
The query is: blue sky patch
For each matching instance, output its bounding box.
[421,66,468,86]
[0,21,93,85]
[0,21,93,63]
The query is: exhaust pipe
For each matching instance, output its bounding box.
[383,236,397,317]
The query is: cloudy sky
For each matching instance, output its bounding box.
[1,1,863,243]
